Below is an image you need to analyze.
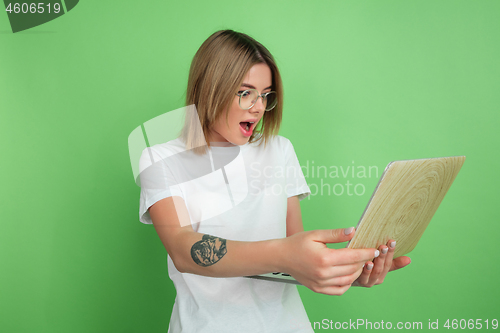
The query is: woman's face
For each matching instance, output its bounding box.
[208,63,272,146]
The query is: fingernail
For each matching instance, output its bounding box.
[366,263,374,270]
[390,241,396,248]
[382,247,388,254]
[344,227,355,235]
[374,250,380,258]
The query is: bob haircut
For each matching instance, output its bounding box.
[181,29,283,153]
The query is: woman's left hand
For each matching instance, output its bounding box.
[352,239,411,287]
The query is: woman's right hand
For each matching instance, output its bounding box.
[278,227,379,295]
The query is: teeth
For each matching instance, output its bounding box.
[241,121,254,132]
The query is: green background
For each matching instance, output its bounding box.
[1,0,498,332]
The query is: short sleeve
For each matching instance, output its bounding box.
[282,137,311,201]
[138,147,184,224]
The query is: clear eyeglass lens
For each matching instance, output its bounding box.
[239,89,277,111]
[264,92,277,111]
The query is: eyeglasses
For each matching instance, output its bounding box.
[235,89,277,111]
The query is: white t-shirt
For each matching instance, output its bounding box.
[138,135,314,333]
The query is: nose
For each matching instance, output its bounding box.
[251,96,266,112]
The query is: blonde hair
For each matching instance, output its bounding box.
[181,30,283,153]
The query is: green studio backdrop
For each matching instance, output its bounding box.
[1,1,499,332]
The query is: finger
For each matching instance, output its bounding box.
[329,247,380,266]
[368,244,389,285]
[309,227,356,244]
[382,240,396,277]
[374,241,394,285]
[303,262,365,284]
[327,262,365,277]
[390,256,411,271]
[313,283,352,296]
[356,261,374,286]
[316,270,361,288]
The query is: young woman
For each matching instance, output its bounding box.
[139,30,410,333]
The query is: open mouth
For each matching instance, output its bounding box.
[239,121,255,137]
[240,121,254,131]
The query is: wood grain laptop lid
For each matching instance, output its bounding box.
[347,156,466,257]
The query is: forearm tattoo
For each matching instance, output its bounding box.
[191,234,227,267]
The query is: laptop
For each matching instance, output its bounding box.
[245,156,466,285]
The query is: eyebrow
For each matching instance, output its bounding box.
[240,83,272,90]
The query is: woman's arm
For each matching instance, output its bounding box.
[149,195,379,295]
[149,196,285,277]
[286,196,305,237]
